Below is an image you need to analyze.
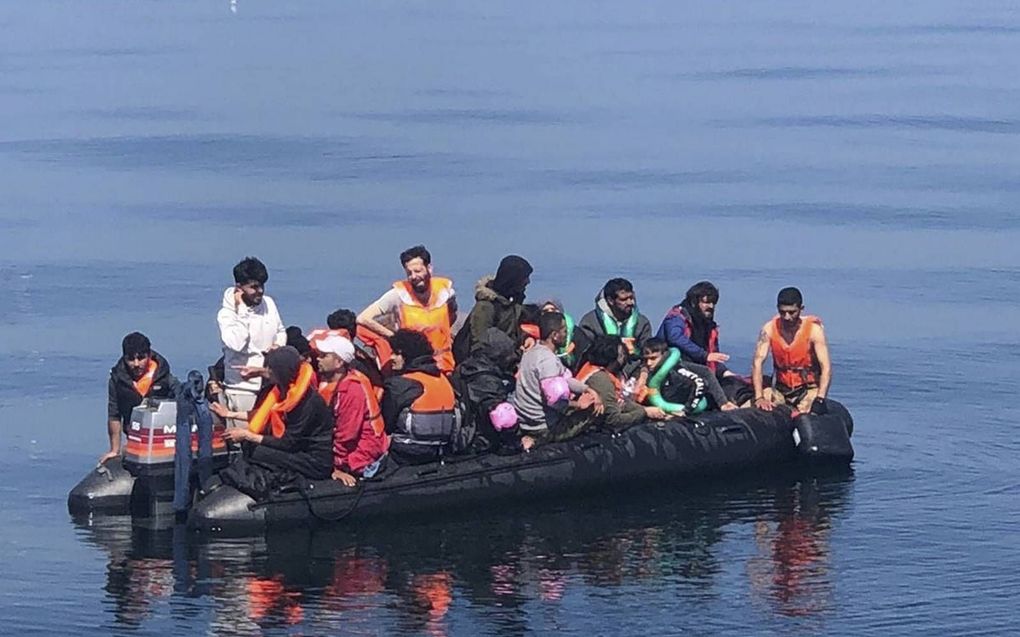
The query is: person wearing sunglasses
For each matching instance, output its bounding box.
[751,287,832,414]
[101,331,175,465]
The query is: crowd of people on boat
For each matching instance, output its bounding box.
[100,247,832,493]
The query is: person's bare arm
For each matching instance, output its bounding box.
[812,323,832,399]
[752,322,772,410]
[356,295,395,338]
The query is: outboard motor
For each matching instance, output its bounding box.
[123,389,229,522]
[792,399,854,464]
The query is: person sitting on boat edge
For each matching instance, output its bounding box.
[575,278,653,366]
[634,338,708,416]
[658,280,741,381]
[308,308,386,388]
[511,311,604,448]
[450,327,522,454]
[100,331,176,464]
[578,335,667,432]
[381,329,459,465]
[751,287,832,414]
[215,346,333,493]
[217,256,286,429]
[453,254,533,363]
[314,335,388,487]
[357,245,457,374]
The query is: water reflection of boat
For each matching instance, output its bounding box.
[75,468,854,634]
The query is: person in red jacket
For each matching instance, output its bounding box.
[316,335,388,486]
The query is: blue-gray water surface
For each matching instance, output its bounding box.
[2,1,1019,635]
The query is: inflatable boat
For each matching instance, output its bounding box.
[190,402,854,535]
[68,395,854,535]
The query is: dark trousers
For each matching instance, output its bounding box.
[173,396,213,512]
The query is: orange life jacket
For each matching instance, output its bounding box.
[132,359,159,397]
[350,369,385,436]
[405,371,456,413]
[520,323,540,341]
[392,371,457,448]
[248,361,315,437]
[318,379,339,405]
[394,277,455,374]
[577,362,623,402]
[770,315,821,390]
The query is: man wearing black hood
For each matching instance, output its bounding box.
[382,329,458,464]
[101,332,176,465]
[221,346,334,480]
[453,255,533,363]
[450,327,520,453]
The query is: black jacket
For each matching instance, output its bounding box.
[381,355,446,433]
[450,328,517,440]
[107,351,176,422]
[257,387,334,477]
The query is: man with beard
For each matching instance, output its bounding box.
[576,278,653,364]
[217,256,287,429]
[454,254,533,362]
[657,281,736,378]
[358,245,457,373]
[657,281,743,409]
[100,331,176,464]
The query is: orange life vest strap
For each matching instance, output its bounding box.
[132,359,159,397]
[249,361,315,437]
[405,371,456,413]
[351,369,386,436]
[318,379,339,406]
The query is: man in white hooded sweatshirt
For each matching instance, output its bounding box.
[217,256,286,428]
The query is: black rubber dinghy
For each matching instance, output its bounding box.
[190,402,853,536]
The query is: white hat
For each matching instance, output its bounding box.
[315,335,355,363]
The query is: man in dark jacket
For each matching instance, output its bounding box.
[657,281,734,378]
[454,255,533,363]
[657,281,751,407]
[382,330,458,464]
[101,332,176,465]
[450,327,520,453]
[575,278,653,366]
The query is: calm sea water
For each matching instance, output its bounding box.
[2,1,1019,635]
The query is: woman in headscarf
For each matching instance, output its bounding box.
[221,346,334,480]
[453,255,533,363]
